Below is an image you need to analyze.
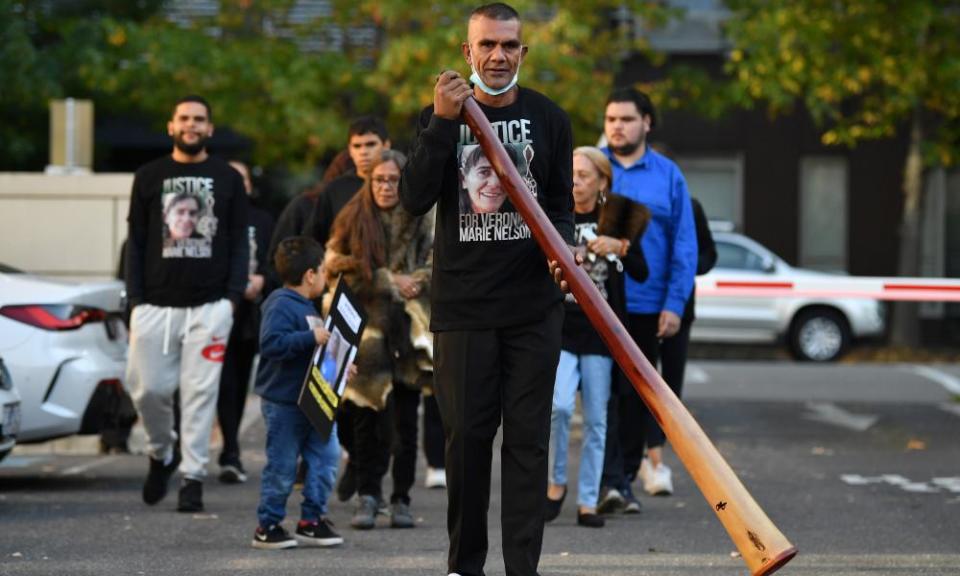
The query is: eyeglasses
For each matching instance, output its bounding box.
[372,176,400,187]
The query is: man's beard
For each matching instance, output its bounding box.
[173,133,208,156]
[610,138,641,157]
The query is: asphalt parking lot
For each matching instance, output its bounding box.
[2,360,958,576]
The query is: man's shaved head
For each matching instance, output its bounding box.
[470,2,520,25]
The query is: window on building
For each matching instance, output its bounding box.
[799,157,848,272]
[921,169,947,318]
[677,156,743,229]
[945,168,960,320]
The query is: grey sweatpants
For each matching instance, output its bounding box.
[126,299,234,480]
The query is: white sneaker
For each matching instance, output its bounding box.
[639,457,652,485]
[643,462,673,496]
[425,467,447,489]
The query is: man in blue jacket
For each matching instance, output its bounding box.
[601,87,697,507]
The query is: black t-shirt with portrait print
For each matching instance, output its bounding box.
[562,210,622,356]
[401,87,575,331]
[561,206,649,356]
[125,155,249,308]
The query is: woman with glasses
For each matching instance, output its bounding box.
[325,150,435,530]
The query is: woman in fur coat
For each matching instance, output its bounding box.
[544,146,649,528]
[325,150,435,530]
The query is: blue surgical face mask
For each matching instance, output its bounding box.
[469,51,522,96]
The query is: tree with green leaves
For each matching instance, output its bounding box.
[2,1,678,172]
[1,0,369,170]
[72,0,365,169]
[664,0,960,344]
[0,0,170,170]
[329,0,674,147]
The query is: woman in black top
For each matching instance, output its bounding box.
[545,147,648,527]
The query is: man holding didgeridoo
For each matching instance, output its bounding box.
[399,3,575,575]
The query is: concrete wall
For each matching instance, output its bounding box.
[0,173,133,281]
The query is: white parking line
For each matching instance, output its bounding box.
[0,455,49,469]
[939,403,960,419]
[685,364,710,385]
[903,365,960,395]
[60,456,118,477]
[842,474,960,494]
[803,402,879,432]
[932,478,960,493]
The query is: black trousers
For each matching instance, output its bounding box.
[616,313,661,480]
[337,399,355,458]
[433,303,563,576]
[390,384,421,504]
[216,329,257,466]
[645,319,692,448]
[600,375,625,490]
[349,385,422,503]
[423,393,445,469]
[350,400,392,500]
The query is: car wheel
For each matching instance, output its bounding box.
[789,309,850,362]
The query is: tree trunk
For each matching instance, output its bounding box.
[890,107,925,347]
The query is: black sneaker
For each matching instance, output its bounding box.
[295,517,343,547]
[177,478,204,513]
[350,495,378,530]
[219,461,248,484]
[252,524,298,550]
[597,486,626,515]
[336,464,356,502]
[389,501,415,529]
[621,484,642,514]
[142,451,180,505]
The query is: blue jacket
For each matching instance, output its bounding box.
[604,147,697,316]
[254,287,320,405]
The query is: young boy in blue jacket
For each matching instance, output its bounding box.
[252,236,352,549]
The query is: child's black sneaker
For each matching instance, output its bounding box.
[252,524,298,550]
[295,517,343,547]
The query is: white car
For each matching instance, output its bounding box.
[691,231,885,361]
[0,264,127,443]
[0,357,21,462]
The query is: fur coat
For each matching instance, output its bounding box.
[323,205,435,411]
[598,192,650,244]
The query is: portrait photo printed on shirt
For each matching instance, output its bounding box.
[160,176,217,258]
[457,119,538,243]
[566,221,610,305]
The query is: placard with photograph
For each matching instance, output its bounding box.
[297,277,366,439]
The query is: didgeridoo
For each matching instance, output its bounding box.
[461,97,797,576]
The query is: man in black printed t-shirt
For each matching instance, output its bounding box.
[125,95,249,513]
[400,4,574,576]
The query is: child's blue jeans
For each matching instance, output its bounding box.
[256,399,340,527]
